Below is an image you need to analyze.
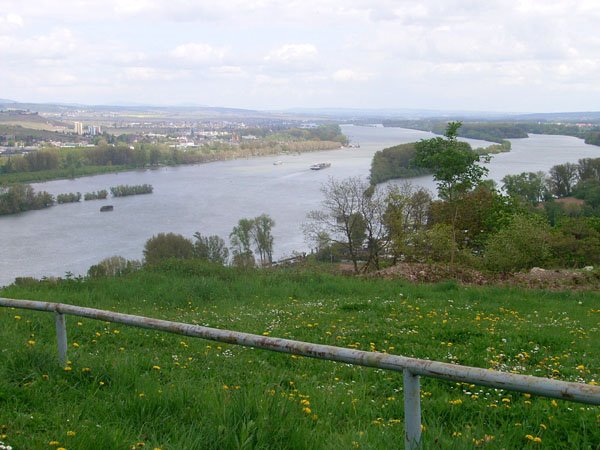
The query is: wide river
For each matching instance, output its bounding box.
[2,125,599,286]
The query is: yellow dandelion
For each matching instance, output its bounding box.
[66,431,76,437]
[151,365,161,371]
[302,407,312,414]
[63,366,72,372]
[27,340,36,346]
[49,441,60,446]
[14,315,21,320]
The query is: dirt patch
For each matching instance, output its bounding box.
[366,263,600,291]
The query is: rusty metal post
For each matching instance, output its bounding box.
[55,312,67,366]
[404,369,422,449]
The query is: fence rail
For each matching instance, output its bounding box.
[2,297,599,449]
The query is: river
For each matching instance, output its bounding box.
[1,125,599,286]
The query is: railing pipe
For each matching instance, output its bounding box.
[1,297,600,406]
[54,312,68,366]
[403,370,422,449]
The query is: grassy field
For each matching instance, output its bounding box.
[0,261,598,449]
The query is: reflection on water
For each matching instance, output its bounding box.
[1,126,599,285]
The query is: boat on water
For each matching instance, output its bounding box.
[310,162,331,170]
[273,160,283,165]
[100,205,114,212]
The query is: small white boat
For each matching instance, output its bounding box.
[273,160,283,165]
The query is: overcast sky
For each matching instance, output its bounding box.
[1,0,599,112]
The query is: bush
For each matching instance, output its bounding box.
[143,233,195,265]
[110,184,153,197]
[84,190,108,201]
[87,256,141,278]
[484,215,551,272]
[56,192,81,203]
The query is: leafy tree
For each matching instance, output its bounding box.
[573,179,600,212]
[430,185,522,252]
[484,215,551,272]
[548,163,578,198]
[577,157,600,181]
[230,218,256,268]
[143,233,195,265]
[383,183,432,263]
[251,214,275,266]
[413,122,489,264]
[414,121,489,201]
[193,232,229,265]
[548,217,600,268]
[87,256,141,278]
[501,171,549,205]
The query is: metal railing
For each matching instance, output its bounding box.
[1,297,599,449]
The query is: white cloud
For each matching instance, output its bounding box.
[332,69,373,82]
[265,44,317,63]
[0,13,24,31]
[171,43,225,65]
[122,67,190,81]
[0,28,78,61]
[1,0,600,110]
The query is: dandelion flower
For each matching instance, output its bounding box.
[66,431,76,437]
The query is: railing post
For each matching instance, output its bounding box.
[404,369,422,449]
[55,312,67,367]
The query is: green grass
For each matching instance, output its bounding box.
[1,261,599,449]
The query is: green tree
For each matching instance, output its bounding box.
[484,215,551,272]
[414,122,489,264]
[383,183,432,263]
[193,232,229,265]
[230,218,256,268]
[501,171,549,205]
[251,214,275,266]
[548,163,578,198]
[143,233,195,265]
[414,121,489,202]
[548,217,600,268]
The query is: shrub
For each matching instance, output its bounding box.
[87,256,141,278]
[484,215,551,272]
[143,233,195,265]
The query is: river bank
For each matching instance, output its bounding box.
[1,128,599,286]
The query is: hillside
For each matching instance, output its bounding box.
[0,261,598,449]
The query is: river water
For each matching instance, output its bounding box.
[1,125,599,286]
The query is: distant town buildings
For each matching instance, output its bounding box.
[87,125,101,136]
[73,122,101,135]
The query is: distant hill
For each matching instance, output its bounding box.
[511,111,600,122]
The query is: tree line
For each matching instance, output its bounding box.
[381,120,600,147]
[0,184,153,215]
[306,123,600,273]
[94,213,277,277]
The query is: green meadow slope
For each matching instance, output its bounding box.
[0,261,598,449]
